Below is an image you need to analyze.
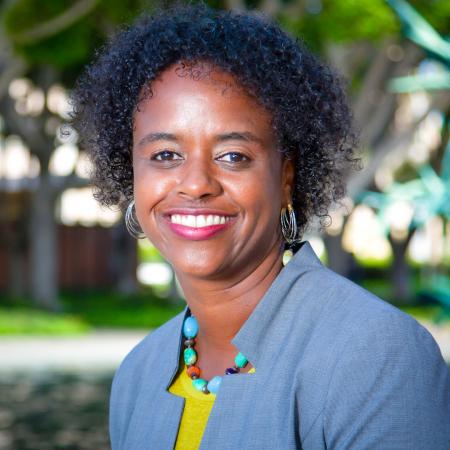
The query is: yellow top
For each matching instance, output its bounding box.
[169,363,256,450]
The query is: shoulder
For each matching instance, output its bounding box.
[291,263,446,382]
[294,267,450,447]
[300,263,432,347]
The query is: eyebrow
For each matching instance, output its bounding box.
[136,132,177,148]
[216,131,262,144]
[136,131,262,148]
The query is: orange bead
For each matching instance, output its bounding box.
[187,366,201,379]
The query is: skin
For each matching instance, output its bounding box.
[132,62,294,379]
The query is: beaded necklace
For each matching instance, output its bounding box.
[182,315,249,395]
[181,247,293,395]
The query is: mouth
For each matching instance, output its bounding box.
[169,214,232,228]
[163,210,236,240]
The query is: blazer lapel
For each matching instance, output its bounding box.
[122,308,189,450]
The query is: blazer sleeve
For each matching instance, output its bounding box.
[322,311,450,450]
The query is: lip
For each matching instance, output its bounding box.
[164,208,236,217]
[163,208,237,241]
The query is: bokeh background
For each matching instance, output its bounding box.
[0,0,449,449]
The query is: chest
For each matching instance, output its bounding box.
[121,359,327,450]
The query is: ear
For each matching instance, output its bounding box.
[281,157,295,206]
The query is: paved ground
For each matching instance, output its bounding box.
[0,330,148,376]
[0,330,149,450]
[0,321,449,376]
[0,321,448,450]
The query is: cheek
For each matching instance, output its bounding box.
[133,165,172,212]
[226,165,283,219]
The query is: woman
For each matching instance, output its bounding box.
[72,4,450,449]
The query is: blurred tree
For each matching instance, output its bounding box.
[0,0,156,310]
[357,0,450,303]
[1,0,449,309]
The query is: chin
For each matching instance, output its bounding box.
[168,249,234,281]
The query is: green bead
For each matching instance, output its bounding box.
[234,352,248,368]
[192,378,207,392]
[184,347,197,365]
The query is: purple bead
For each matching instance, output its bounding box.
[225,367,238,375]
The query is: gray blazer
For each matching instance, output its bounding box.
[109,241,450,449]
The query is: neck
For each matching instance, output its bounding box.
[176,240,284,376]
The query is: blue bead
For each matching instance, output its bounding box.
[225,367,238,375]
[183,316,199,339]
[192,378,207,392]
[207,376,222,394]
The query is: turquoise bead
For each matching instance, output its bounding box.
[192,378,207,392]
[184,347,197,365]
[183,316,199,339]
[207,376,222,394]
[234,352,248,368]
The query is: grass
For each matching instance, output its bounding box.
[1,277,449,335]
[0,290,185,335]
[0,308,89,335]
[61,290,186,329]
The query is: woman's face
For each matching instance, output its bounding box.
[132,63,293,280]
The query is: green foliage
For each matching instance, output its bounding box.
[4,0,72,32]
[0,290,185,334]
[3,0,450,71]
[60,290,185,329]
[1,0,153,71]
[410,0,450,35]
[279,0,399,53]
[400,304,445,321]
[99,0,158,24]
[138,240,166,263]
[3,0,96,69]
[0,307,89,335]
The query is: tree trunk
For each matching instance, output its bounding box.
[28,175,60,311]
[110,222,139,295]
[323,231,356,279]
[7,221,27,299]
[388,230,414,304]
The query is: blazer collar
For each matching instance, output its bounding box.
[173,240,323,376]
[231,240,323,368]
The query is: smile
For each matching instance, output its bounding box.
[170,214,232,228]
[165,212,235,240]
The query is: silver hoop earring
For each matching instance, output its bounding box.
[125,200,146,239]
[281,203,299,266]
[280,203,299,245]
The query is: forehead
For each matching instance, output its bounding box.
[143,61,252,102]
[133,62,274,132]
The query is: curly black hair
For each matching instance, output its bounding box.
[71,3,360,237]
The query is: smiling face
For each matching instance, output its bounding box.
[132,62,293,281]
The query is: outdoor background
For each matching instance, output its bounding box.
[0,0,449,449]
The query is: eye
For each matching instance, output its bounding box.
[152,150,183,161]
[217,152,249,163]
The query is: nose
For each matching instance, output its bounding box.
[176,157,222,200]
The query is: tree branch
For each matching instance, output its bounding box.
[347,94,450,199]
[10,0,100,45]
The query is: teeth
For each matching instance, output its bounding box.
[170,214,231,228]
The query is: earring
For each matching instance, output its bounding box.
[281,203,299,266]
[125,199,146,239]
